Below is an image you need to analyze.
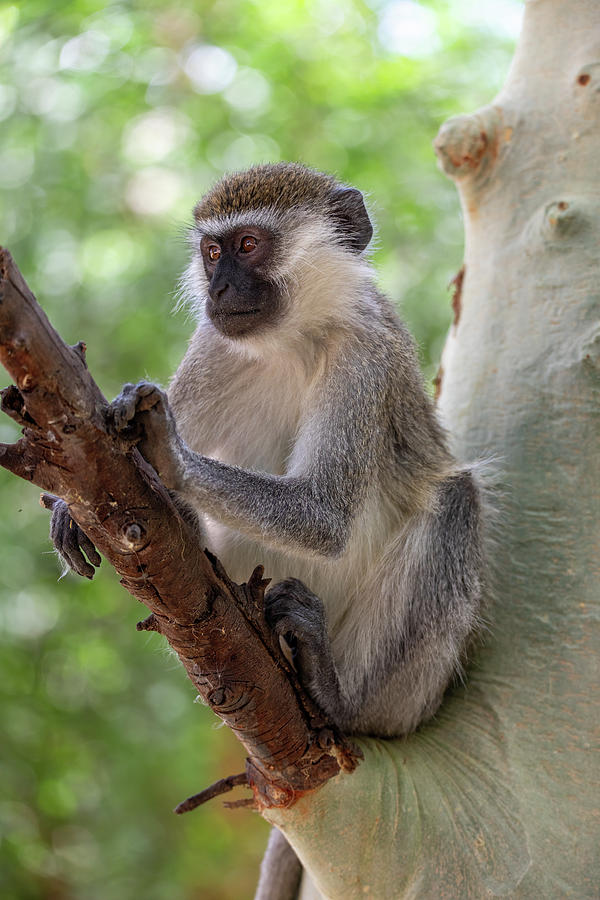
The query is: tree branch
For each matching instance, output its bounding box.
[0,247,360,812]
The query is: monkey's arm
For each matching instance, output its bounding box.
[111,347,390,559]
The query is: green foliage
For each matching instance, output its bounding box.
[0,1,518,897]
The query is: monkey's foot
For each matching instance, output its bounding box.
[265,578,336,713]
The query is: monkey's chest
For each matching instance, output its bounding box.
[206,396,302,476]
[201,363,308,474]
[209,431,292,475]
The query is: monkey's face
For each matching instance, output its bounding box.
[200,227,282,338]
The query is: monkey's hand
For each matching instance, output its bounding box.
[108,381,184,491]
[265,578,345,727]
[43,493,102,579]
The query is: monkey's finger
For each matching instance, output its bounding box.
[134,380,161,398]
[108,381,145,432]
[49,498,70,544]
[265,578,319,611]
[110,394,138,432]
[49,502,95,578]
[265,592,319,625]
[266,612,303,639]
[40,492,62,512]
[264,596,303,628]
[77,531,102,568]
[137,392,162,413]
[43,494,101,570]
[135,382,166,412]
[52,509,78,573]
[61,520,96,579]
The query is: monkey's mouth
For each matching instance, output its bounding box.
[206,291,281,339]
[207,302,268,339]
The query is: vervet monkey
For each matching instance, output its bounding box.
[50,163,486,900]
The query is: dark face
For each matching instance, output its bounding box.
[200,227,281,338]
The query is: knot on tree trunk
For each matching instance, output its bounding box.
[434,105,504,181]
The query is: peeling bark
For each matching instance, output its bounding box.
[0,248,360,813]
[449,264,465,327]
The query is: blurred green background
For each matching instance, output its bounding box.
[0,1,519,897]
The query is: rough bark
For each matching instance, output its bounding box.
[0,248,359,813]
[266,1,600,896]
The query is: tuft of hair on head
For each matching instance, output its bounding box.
[193,163,338,220]
[192,162,373,254]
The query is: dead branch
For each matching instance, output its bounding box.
[174,773,250,815]
[0,247,360,812]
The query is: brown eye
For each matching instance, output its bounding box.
[240,235,258,253]
[208,245,221,262]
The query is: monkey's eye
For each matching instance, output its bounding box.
[240,235,258,253]
[207,245,221,262]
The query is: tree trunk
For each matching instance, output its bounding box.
[268,1,600,896]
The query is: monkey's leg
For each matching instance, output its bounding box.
[255,827,302,900]
[347,467,485,737]
[265,470,484,737]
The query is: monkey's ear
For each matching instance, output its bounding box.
[329,187,373,252]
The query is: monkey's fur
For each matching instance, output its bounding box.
[51,163,485,900]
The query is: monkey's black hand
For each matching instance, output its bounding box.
[108,381,184,490]
[43,493,101,579]
[265,578,336,710]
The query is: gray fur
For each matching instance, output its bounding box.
[164,290,482,737]
[254,829,302,900]
[50,164,486,900]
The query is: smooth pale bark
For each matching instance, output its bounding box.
[267,1,600,896]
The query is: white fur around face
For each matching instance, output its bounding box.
[189,207,285,240]
[179,211,374,360]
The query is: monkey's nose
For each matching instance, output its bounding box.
[209,280,231,301]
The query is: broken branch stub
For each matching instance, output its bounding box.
[0,247,360,811]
